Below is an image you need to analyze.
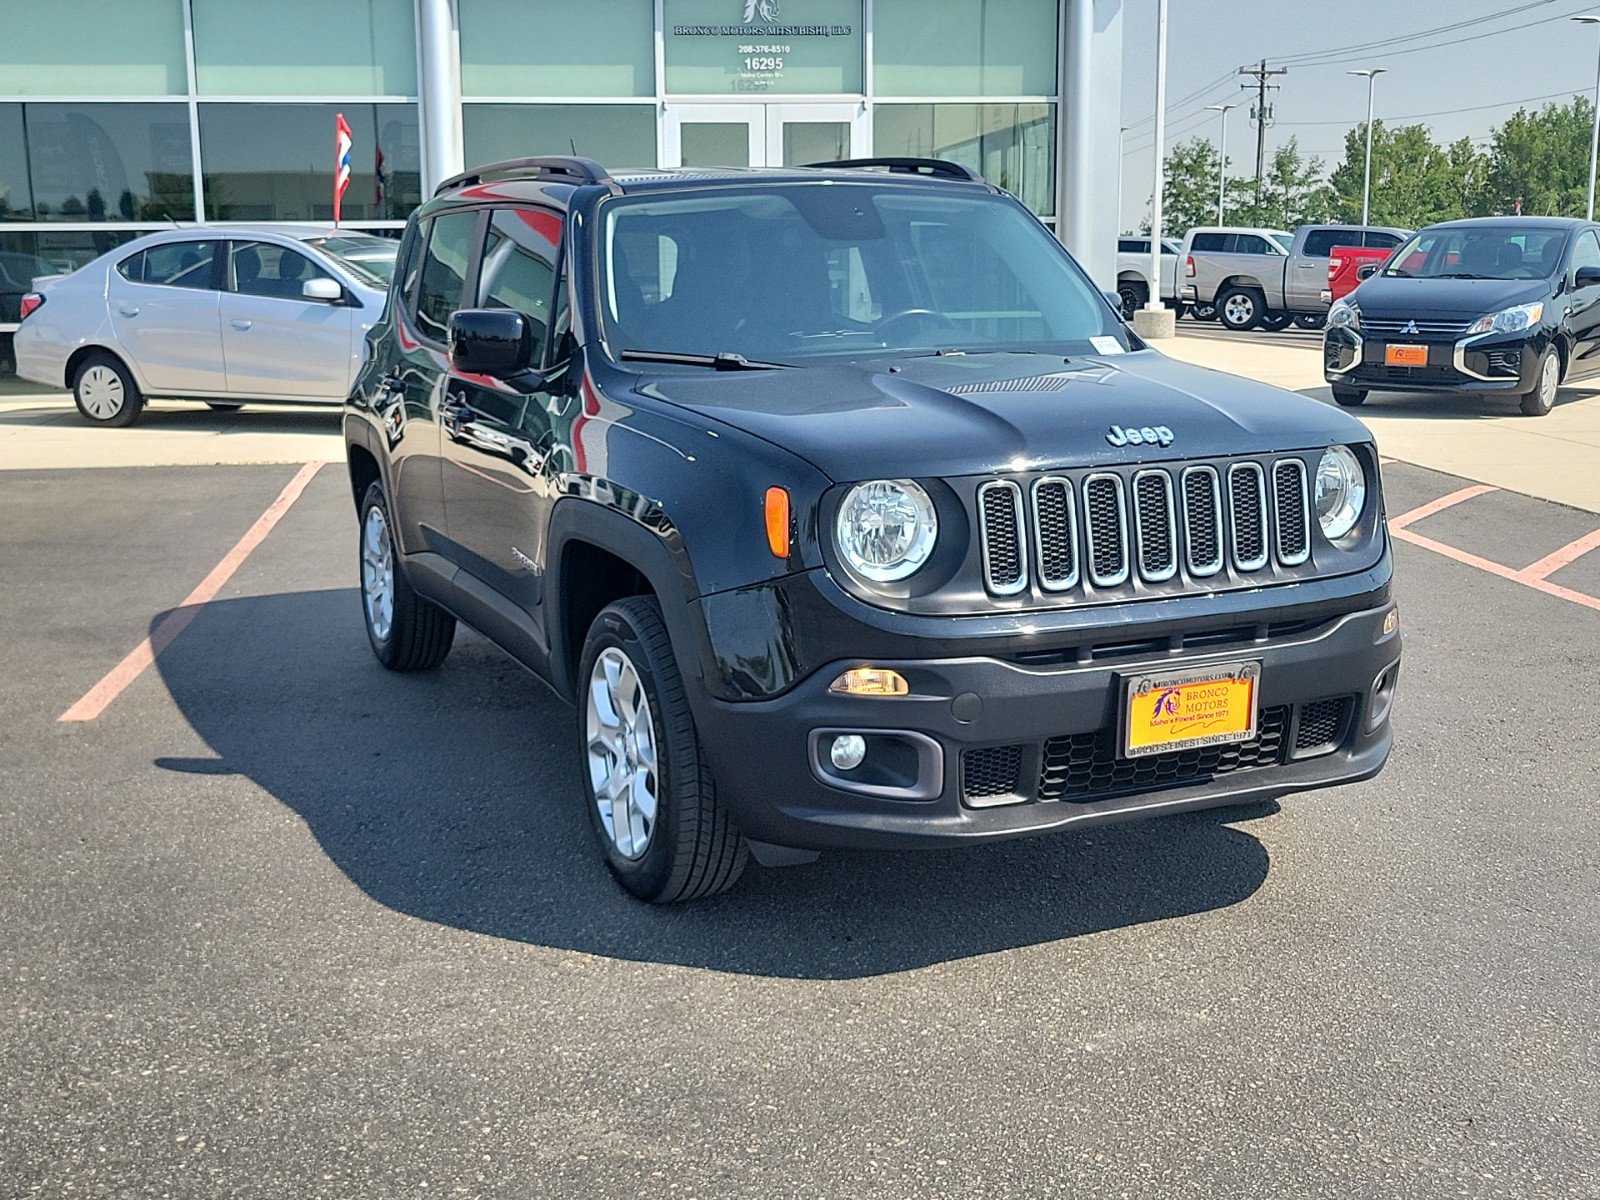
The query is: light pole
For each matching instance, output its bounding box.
[1205,102,1237,225]
[1573,15,1600,219]
[1144,0,1169,328]
[1348,69,1386,226]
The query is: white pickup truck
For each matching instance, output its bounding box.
[1114,237,1182,320]
[1178,224,1409,331]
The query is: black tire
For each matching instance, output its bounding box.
[1294,313,1325,331]
[1190,301,1218,322]
[358,481,455,671]
[578,596,747,903]
[1257,310,1293,332]
[1519,346,1560,416]
[205,402,245,411]
[1331,384,1368,407]
[1218,287,1264,331]
[1117,281,1147,321]
[72,352,144,427]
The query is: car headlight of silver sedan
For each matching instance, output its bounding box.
[835,479,938,582]
[1314,445,1367,541]
[1327,298,1361,331]
[1465,301,1543,336]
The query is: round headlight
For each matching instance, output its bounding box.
[1315,445,1367,540]
[835,479,938,582]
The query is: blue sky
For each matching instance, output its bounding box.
[1118,0,1600,229]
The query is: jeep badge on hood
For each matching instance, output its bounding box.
[1106,424,1175,447]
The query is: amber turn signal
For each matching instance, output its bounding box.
[764,486,791,558]
[829,667,910,697]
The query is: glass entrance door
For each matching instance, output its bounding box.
[664,103,865,169]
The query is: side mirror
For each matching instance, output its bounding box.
[448,308,534,378]
[1575,265,1600,287]
[1102,288,1127,318]
[302,277,343,302]
[1355,264,1379,281]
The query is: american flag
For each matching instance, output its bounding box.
[334,113,353,225]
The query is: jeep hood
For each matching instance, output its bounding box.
[633,349,1367,481]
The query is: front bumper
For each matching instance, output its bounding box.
[1324,325,1542,392]
[692,597,1400,852]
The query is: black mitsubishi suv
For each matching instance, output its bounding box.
[345,155,1400,902]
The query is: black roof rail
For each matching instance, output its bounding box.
[433,155,619,197]
[802,157,985,183]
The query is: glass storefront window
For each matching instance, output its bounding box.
[873,0,1058,97]
[874,104,1056,217]
[663,0,863,95]
[461,0,654,98]
[24,104,194,222]
[191,0,416,96]
[199,104,420,221]
[464,105,659,170]
[1,106,29,221]
[3,0,186,96]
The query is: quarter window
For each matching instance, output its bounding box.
[229,241,333,300]
[414,210,480,341]
[138,241,217,288]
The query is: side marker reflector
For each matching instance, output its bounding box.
[765,486,791,558]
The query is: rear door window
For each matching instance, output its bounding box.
[1300,229,1347,258]
[1190,232,1232,253]
[138,241,218,289]
[414,210,481,341]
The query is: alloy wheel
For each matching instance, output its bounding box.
[361,504,395,642]
[1223,294,1255,325]
[586,647,659,860]
[78,365,125,420]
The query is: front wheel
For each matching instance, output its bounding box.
[1331,384,1368,407]
[1117,282,1147,321]
[1218,287,1263,331]
[579,596,747,903]
[358,481,455,670]
[72,353,144,427]
[1519,346,1560,416]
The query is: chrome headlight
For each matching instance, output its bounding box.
[1327,298,1361,331]
[1314,445,1367,541]
[1465,301,1543,336]
[835,479,938,582]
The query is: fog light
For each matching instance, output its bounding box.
[829,734,867,771]
[829,667,909,696]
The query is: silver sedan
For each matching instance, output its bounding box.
[12,225,397,427]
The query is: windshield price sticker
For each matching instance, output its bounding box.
[1123,662,1260,758]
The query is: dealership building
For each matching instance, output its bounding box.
[0,0,1124,380]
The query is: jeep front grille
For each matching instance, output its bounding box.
[981,456,1317,598]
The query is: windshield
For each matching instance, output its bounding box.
[599,185,1125,364]
[306,235,399,286]
[1385,226,1567,280]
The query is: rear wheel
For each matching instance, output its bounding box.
[1190,301,1218,322]
[579,596,747,903]
[1519,346,1560,416]
[1331,384,1368,407]
[358,481,455,670]
[1218,287,1263,331]
[1258,310,1293,332]
[72,353,143,427]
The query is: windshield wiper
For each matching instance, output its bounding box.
[1435,272,1496,280]
[619,349,792,371]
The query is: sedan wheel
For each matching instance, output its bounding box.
[72,353,144,428]
[586,647,660,861]
[1520,347,1560,416]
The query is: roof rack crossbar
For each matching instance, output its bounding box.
[801,157,984,183]
[434,156,619,196]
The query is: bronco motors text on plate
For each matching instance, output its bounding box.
[343,155,1401,902]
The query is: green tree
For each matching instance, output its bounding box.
[1328,122,1487,228]
[1482,97,1593,217]
[1156,136,1227,232]
[1226,138,1334,229]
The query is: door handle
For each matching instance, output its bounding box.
[117,305,139,317]
[230,319,253,330]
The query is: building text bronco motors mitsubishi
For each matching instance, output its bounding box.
[344,156,1400,902]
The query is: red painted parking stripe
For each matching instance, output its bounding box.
[58,462,324,723]
[1388,484,1498,532]
[1514,526,1600,583]
[1392,524,1600,614]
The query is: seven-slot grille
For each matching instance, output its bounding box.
[1361,316,1470,338]
[985,457,1316,597]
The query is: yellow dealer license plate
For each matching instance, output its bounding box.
[1123,662,1260,758]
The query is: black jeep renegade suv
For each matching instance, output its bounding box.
[344,155,1400,902]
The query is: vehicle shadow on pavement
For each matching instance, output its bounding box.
[0,399,341,433]
[152,588,1276,980]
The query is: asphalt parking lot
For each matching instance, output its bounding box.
[3,432,1598,1197]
